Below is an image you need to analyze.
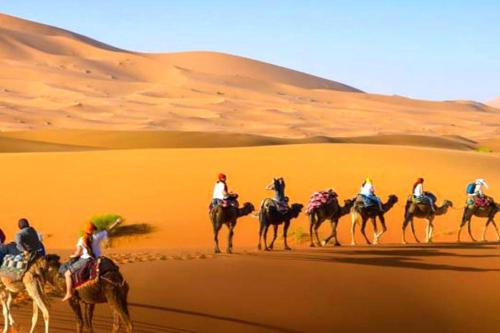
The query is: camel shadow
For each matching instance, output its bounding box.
[247,246,500,272]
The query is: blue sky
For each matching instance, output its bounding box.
[1,1,499,101]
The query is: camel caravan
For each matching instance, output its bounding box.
[0,218,131,333]
[210,175,499,253]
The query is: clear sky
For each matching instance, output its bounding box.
[1,1,499,102]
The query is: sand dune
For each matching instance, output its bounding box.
[487,97,500,109]
[0,130,479,152]
[0,12,499,140]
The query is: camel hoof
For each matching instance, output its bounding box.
[333,242,341,247]
[226,248,233,254]
[257,244,262,250]
[351,242,356,246]
[320,240,326,247]
[285,246,292,251]
[264,247,271,251]
[309,243,316,248]
[215,248,221,254]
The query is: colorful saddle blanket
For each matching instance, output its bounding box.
[472,196,492,208]
[0,254,29,281]
[73,256,119,290]
[306,190,338,215]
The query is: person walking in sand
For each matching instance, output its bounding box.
[60,218,122,301]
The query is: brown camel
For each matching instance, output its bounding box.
[0,255,51,333]
[351,195,398,245]
[402,199,453,244]
[44,254,132,333]
[458,198,500,242]
[308,198,354,247]
[210,202,255,254]
[258,199,303,251]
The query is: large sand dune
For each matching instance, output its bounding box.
[0,12,499,140]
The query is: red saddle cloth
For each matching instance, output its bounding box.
[306,191,337,215]
[474,196,492,208]
[72,259,99,290]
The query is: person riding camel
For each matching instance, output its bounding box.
[15,218,45,258]
[466,178,490,207]
[412,177,436,212]
[0,229,21,263]
[359,177,383,211]
[61,218,122,302]
[266,177,289,213]
[211,173,238,209]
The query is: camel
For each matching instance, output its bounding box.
[258,199,303,251]
[308,198,354,247]
[458,198,500,242]
[44,254,132,333]
[402,199,453,244]
[210,202,255,254]
[0,255,51,333]
[350,195,398,245]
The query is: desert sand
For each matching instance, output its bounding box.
[0,11,499,333]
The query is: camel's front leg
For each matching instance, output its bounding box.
[361,219,371,245]
[314,223,322,247]
[490,219,500,241]
[112,311,121,333]
[428,219,434,243]
[263,225,271,251]
[213,222,222,254]
[351,214,357,245]
[227,223,235,254]
[84,303,95,333]
[323,220,340,246]
[377,215,388,243]
[69,299,84,333]
[402,215,411,244]
[371,217,379,244]
[468,220,477,242]
[25,280,50,333]
[309,214,316,247]
[1,290,9,333]
[29,300,39,333]
[482,220,491,242]
[283,220,292,250]
[269,224,278,250]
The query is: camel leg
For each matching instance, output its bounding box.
[410,219,420,243]
[372,217,379,244]
[69,299,84,333]
[258,217,264,250]
[457,207,470,242]
[106,288,132,333]
[350,214,357,246]
[29,292,49,333]
[227,223,234,254]
[29,300,39,333]
[213,222,222,254]
[6,292,14,329]
[402,215,411,244]
[482,219,491,242]
[361,219,371,245]
[283,220,292,250]
[467,220,477,242]
[428,218,434,243]
[1,290,9,333]
[377,215,388,243]
[314,224,322,247]
[490,219,500,241]
[84,303,95,333]
[263,225,271,251]
[309,214,316,247]
[112,311,121,333]
[324,220,340,247]
[269,224,278,250]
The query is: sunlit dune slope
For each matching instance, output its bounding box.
[0,12,499,139]
[0,130,479,151]
[0,144,497,250]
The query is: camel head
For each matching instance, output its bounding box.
[44,254,66,295]
[444,200,453,208]
[238,202,255,217]
[382,195,399,212]
[288,203,304,219]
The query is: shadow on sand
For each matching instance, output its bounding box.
[243,242,500,273]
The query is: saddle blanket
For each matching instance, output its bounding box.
[0,254,29,281]
[73,256,120,290]
[306,190,337,215]
[469,196,492,208]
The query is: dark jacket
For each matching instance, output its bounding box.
[15,227,44,253]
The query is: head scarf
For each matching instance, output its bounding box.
[475,179,489,189]
[413,177,424,191]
